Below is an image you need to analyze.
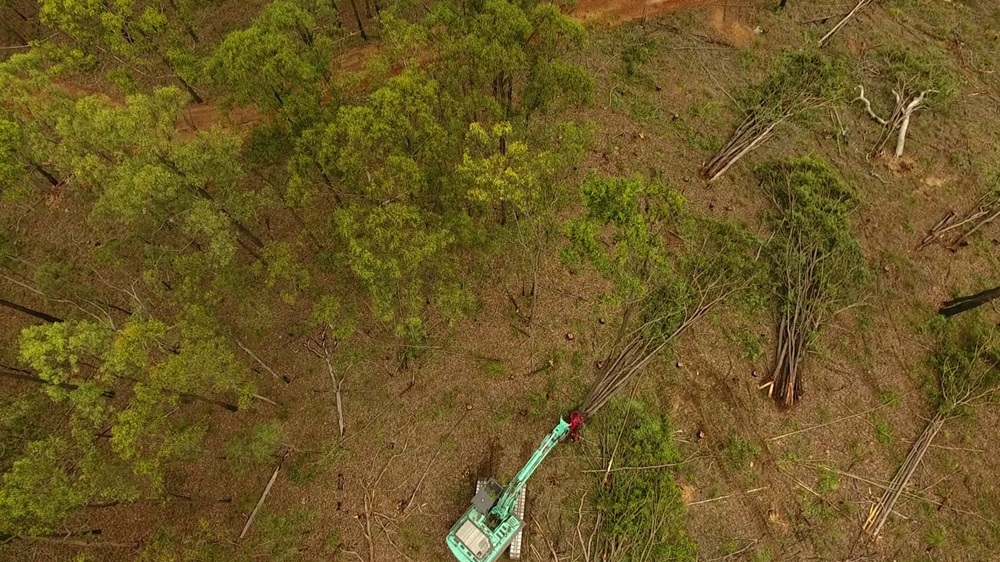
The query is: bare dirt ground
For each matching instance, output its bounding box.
[571,0,714,26]
[5,0,1000,561]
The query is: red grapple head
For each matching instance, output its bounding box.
[568,411,585,442]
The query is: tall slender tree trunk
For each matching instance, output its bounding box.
[1,364,115,398]
[0,298,62,323]
[178,391,239,412]
[162,56,204,103]
[193,186,265,250]
[165,0,200,43]
[32,162,60,186]
[155,153,265,254]
[1,17,26,44]
[348,0,368,40]
[176,74,204,104]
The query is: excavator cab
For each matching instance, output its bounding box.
[446,417,576,562]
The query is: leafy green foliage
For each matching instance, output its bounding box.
[759,156,871,329]
[426,0,593,121]
[50,86,269,293]
[873,416,893,444]
[564,174,684,302]
[1,316,251,534]
[722,434,761,471]
[0,437,90,535]
[869,44,960,105]
[592,399,696,561]
[0,119,27,199]
[38,0,203,94]
[225,422,284,471]
[566,174,764,342]
[208,0,333,112]
[738,50,849,117]
[758,156,870,404]
[926,312,1000,417]
[0,0,596,544]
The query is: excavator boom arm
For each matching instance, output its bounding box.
[490,418,570,519]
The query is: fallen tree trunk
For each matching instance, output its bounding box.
[864,412,946,537]
[0,297,62,323]
[938,285,1000,317]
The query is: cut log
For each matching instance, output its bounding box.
[938,285,1000,317]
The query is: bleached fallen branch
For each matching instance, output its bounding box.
[854,84,934,157]
[235,339,286,383]
[854,85,887,125]
[818,0,875,48]
[895,89,933,157]
[240,450,289,539]
[305,329,346,438]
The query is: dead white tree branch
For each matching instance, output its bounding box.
[305,329,346,438]
[240,450,289,539]
[895,89,934,157]
[818,0,875,48]
[855,84,934,157]
[854,85,887,125]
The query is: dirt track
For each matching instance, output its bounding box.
[571,0,715,25]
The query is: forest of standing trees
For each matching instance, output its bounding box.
[0,0,592,547]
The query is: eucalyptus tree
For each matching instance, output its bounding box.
[38,0,204,98]
[0,313,250,537]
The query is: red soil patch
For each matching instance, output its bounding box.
[570,0,716,25]
[177,102,261,138]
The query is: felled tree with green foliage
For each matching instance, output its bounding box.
[588,399,696,562]
[565,174,762,415]
[564,174,684,306]
[0,313,251,536]
[865,312,1000,536]
[701,50,849,181]
[758,157,870,407]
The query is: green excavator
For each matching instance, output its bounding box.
[445,411,585,562]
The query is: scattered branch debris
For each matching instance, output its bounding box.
[357,441,409,562]
[817,0,875,48]
[919,185,1000,250]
